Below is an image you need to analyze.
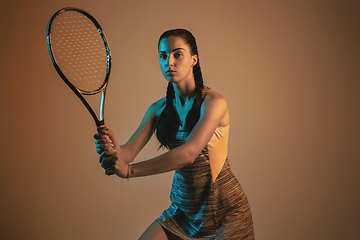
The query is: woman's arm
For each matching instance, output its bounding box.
[95,98,165,164]
[102,90,228,178]
[120,98,166,163]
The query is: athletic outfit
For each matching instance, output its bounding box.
[156,87,254,239]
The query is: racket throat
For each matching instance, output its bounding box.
[99,90,106,122]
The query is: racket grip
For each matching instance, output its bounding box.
[97,124,107,134]
[97,124,115,176]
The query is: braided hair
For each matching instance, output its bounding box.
[156,29,205,149]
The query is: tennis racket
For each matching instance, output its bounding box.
[46,7,111,129]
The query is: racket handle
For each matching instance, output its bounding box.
[97,124,107,134]
[97,124,115,176]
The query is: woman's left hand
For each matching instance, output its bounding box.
[99,150,128,177]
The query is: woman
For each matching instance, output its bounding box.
[94,29,254,239]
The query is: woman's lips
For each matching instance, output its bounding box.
[166,70,176,75]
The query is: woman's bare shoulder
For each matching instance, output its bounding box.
[204,89,227,105]
[203,89,229,126]
[149,97,166,117]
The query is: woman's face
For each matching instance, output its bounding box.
[158,36,197,83]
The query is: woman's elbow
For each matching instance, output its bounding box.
[181,146,200,165]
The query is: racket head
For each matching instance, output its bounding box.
[46,7,111,95]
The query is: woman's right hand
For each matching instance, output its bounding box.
[94,127,120,154]
[94,127,124,176]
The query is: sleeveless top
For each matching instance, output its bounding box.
[156,87,254,239]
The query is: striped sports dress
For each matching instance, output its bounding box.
[156,87,254,239]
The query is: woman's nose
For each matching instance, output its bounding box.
[166,55,174,66]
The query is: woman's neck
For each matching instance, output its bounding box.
[172,80,196,105]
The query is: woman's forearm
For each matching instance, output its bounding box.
[119,144,139,164]
[128,145,196,178]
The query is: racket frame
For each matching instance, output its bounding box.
[46,7,111,127]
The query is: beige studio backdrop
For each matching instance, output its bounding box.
[0,0,359,239]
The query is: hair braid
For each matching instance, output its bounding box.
[193,61,204,103]
[184,61,204,132]
[166,81,175,105]
[156,82,181,149]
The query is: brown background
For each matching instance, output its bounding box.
[1,0,359,239]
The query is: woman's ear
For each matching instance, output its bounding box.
[191,55,198,67]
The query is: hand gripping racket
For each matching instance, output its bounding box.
[46,7,111,129]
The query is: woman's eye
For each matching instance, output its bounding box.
[160,54,167,59]
[174,53,182,58]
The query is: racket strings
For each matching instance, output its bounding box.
[50,10,108,93]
